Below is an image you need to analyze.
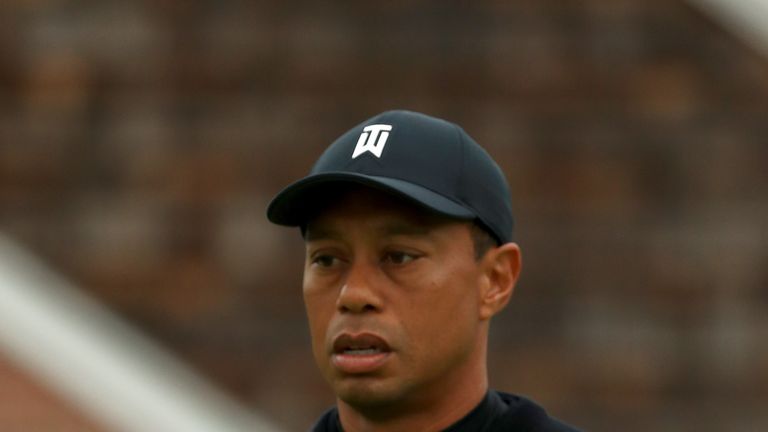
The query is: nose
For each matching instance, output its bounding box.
[336,261,382,314]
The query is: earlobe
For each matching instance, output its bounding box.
[478,243,522,320]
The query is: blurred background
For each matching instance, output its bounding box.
[1,1,767,431]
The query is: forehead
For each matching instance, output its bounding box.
[304,186,464,238]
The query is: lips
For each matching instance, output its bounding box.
[333,333,391,354]
[331,333,392,374]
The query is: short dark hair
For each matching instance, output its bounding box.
[470,222,499,260]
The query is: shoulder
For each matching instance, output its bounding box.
[492,391,582,432]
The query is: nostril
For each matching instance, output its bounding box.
[337,303,377,314]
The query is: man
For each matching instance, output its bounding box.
[267,110,580,431]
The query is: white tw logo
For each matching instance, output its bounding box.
[352,124,393,159]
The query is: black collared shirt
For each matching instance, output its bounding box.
[310,390,581,431]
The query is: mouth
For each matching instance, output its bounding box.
[331,332,392,374]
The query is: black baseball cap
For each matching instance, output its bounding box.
[266,110,514,243]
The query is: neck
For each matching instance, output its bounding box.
[337,334,489,432]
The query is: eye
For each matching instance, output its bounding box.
[383,251,417,265]
[312,254,339,268]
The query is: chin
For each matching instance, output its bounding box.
[334,377,405,410]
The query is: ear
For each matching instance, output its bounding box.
[478,242,522,320]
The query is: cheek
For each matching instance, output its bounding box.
[302,278,336,356]
[421,262,480,316]
[303,270,338,316]
[401,264,480,355]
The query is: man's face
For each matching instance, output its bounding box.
[303,188,488,409]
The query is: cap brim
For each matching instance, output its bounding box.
[266,172,476,226]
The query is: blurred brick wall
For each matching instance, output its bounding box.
[1,1,767,431]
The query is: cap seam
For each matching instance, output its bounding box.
[454,124,486,227]
[453,124,505,243]
[454,123,466,204]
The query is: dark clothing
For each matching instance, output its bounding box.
[310,390,581,431]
